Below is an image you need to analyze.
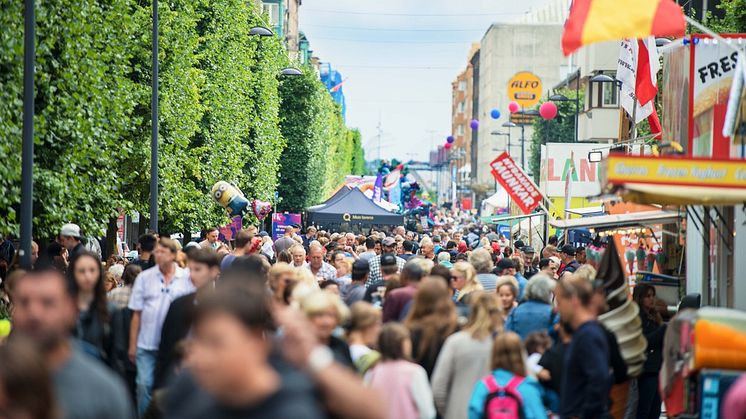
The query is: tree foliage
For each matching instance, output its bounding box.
[529,89,583,183]
[0,0,358,240]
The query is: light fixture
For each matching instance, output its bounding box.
[590,74,616,83]
[502,122,517,128]
[280,67,303,76]
[588,151,603,163]
[250,26,274,37]
[655,38,671,47]
[549,94,569,101]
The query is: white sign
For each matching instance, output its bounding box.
[540,143,602,197]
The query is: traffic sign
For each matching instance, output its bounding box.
[508,72,542,108]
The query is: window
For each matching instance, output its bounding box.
[457,125,464,135]
[459,80,467,91]
[458,101,465,113]
[262,3,280,26]
[602,82,618,106]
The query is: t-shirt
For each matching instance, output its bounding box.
[163,354,324,419]
[341,282,366,306]
[538,341,568,394]
[273,236,296,255]
[358,251,377,261]
[55,347,134,419]
[561,321,611,419]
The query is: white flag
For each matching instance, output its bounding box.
[616,37,659,124]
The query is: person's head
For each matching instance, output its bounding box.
[351,259,370,283]
[542,245,559,259]
[121,263,142,287]
[539,258,558,277]
[267,263,296,304]
[186,283,275,402]
[402,240,415,254]
[306,226,317,237]
[348,301,382,347]
[234,230,253,252]
[525,331,552,355]
[59,223,82,251]
[548,236,558,246]
[155,237,179,269]
[555,274,594,327]
[104,272,117,292]
[404,277,457,328]
[419,239,434,258]
[377,322,412,361]
[380,237,396,254]
[559,244,576,264]
[524,273,556,304]
[495,258,516,276]
[204,227,219,244]
[0,337,56,419]
[450,261,479,294]
[284,225,294,237]
[399,259,426,286]
[490,331,527,377]
[575,246,587,264]
[496,276,519,312]
[469,248,494,274]
[289,245,306,267]
[187,248,220,289]
[12,269,77,351]
[633,283,658,314]
[463,292,503,340]
[522,246,536,267]
[319,280,340,295]
[308,244,324,270]
[300,290,350,342]
[30,241,39,266]
[67,251,108,319]
[437,251,452,265]
[330,250,347,269]
[345,232,356,247]
[365,237,376,251]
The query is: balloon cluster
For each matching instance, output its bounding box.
[211,181,272,220]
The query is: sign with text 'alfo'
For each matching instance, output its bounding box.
[507,72,542,108]
[606,154,746,188]
[490,152,542,214]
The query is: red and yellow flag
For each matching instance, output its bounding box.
[561,0,685,56]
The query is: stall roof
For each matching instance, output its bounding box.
[549,210,682,230]
[306,186,352,211]
[307,188,404,226]
[619,183,746,206]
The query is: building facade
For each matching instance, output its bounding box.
[450,44,480,207]
[258,0,301,59]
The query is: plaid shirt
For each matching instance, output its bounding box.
[304,261,337,282]
[107,285,132,310]
[366,254,407,286]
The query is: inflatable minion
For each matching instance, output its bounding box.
[211,181,249,217]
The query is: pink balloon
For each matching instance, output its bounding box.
[444,143,453,150]
[540,101,558,120]
[508,101,520,113]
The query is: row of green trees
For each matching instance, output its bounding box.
[0,0,363,240]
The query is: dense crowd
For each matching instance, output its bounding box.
[0,219,678,419]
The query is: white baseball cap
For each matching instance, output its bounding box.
[60,223,82,239]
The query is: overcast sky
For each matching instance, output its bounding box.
[299,0,549,162]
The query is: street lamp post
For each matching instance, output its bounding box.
[150,0,159,232]
[20,0,35,269]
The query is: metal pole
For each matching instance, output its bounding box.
[520,125,525,171]
[20,0,35,269]
[149,0,159,232]
[574,71,580,142]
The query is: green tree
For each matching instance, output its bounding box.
[704,0,746,33]
[529,89,583,183]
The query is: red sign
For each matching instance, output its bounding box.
[490,153,542,214]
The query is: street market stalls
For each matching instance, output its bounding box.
[306,187,404,232]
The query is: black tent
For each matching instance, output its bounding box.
[307,188,404,227]
[306,186,353,212]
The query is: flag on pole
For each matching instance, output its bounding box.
[372,174,383,203]
[616,37,660,124]
[561,0,685,56]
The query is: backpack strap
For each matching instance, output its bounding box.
[483,374,500,393]
[504,376,525,401]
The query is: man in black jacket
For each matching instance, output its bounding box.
[154,248,219,389]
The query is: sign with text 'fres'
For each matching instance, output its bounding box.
[490,152,542,214]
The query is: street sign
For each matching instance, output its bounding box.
[509,113,535,126]
[497,224,511,238]
[490,152,542,214]
[508,72,542,108]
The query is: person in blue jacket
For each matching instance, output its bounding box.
[505,274,558,340]
[469,332,548,419]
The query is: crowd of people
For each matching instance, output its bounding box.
[0,219,684,419]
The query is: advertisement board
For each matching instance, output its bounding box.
[540,143,602,197]
[507,72,542,108]
[490,152,542,214]
[606,154,746,188]
[272,213,301,241]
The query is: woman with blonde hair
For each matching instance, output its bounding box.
[496,276,520,318]
[450,261,483,303]
[469,332,548,418]
[300,290,354,369]
[431,292,503,419]
[404,278,458,377]
[267,263,297,305]
[347,301,383,373]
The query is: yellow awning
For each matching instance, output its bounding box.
[619,183,746,206]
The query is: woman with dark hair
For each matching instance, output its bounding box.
[68,250,110,360]
[404,278,458,377]
[633,283,666,419]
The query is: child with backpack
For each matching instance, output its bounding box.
[468,332,548,419]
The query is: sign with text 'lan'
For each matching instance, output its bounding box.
[490,152,542,214]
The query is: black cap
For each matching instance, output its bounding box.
[514,240,525,249]
[352,259,370,280]
[381,253,397,267]
[496,258,516,271]
[560,244,576,256]
[522,246,536,254]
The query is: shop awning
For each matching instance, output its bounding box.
[619,183,746,206]
[549,210,683,230]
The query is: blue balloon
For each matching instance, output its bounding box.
[446,136,455,143]
[490,109,501,119]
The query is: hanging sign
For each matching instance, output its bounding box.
[490,152,542,214]
[507,72,543,108]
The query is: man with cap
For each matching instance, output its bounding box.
[495,258,527,301]
[364,253,400,304]
[522,246,539,279]
[341,259,370,306]
[60,223,85,259]
[557,244,580,278]
[366,237,406,286]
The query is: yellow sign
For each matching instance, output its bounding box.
[606,155,746,189]
[507,72,542,108]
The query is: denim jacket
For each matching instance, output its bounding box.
[505,300,556,341]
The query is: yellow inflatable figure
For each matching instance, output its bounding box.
[211,181,249,217]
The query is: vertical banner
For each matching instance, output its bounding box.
[490,152,542,215]
[272,213,301,241]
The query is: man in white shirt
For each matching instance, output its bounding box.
[128,237,194,416]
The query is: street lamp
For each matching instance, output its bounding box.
[250,26,274,37]
[20,0,35,268]
[589,74,616,83]
[150,0,159,232]
[280,67,303,76]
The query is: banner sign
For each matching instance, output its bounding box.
[490,152,542,214]
[272,213,301,241]
[606,154,746,188]
[540,143,602,197]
